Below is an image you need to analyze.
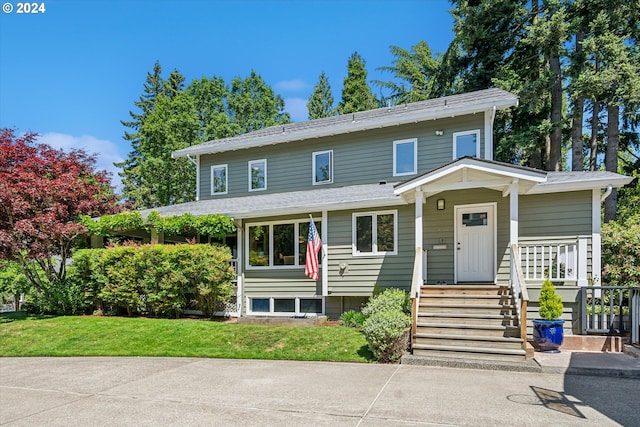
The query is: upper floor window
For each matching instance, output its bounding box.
[453,130,481,159]
[393,138,417,176]
[211,164,228,195]
[313,150,333,185]
[249,159,267,192]
[352,210,397,256]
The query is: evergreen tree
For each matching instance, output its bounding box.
[307,71,336,119]
[337,52,378,114]
[374,41,441,104]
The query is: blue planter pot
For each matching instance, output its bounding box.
[533,319,565,353]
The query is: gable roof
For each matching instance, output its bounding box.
[172,88,518,158]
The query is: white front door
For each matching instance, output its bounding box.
[455,203,495,283]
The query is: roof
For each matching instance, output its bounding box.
[172,88,519,158]
[140,182,404,220]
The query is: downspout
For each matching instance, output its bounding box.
[600,184,612,203]
[187,154,200,201]
[484,106,497,160]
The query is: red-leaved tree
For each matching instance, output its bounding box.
[0,128,121,290]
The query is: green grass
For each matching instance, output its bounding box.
[0,312,372,362]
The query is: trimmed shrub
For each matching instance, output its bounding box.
[538,279,563,320]
[361,288,410,317]
[340,310,366,328]
[362,309,411,363]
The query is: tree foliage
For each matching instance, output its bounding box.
[0,128,121,291]
[307,71,336,119]
[337,52,378,114]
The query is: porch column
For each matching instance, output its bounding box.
[321,210,328,297]
[412,189,424,296]
[510,180,519,287]
[591,188,602,286]
[236,220,243,316]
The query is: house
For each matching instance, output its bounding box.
[139,88,632,360]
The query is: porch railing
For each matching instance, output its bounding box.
[580,286,636,335]
[518,238,579,284]
[510,244,529,349]
[631,287,640,345]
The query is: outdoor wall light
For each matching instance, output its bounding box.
[435,130,444,136]
[437,199,445,210]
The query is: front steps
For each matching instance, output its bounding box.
[411,285,527,362]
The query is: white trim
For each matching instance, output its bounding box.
[393,138,417,176]
[236,221,243,316]
[509,179,519,249]
[454,202,497,283]
[484,107,496,160]
[412,189,424,294]
[321,210,328,297]
[248,159,267,192]
[245,296,325,316]
[312,150,333,185]
[453,129,481,159]
[211,164,228,195]
[196,155,200,201]
[352,210,398,256]
[591,189,602,285]
[526,177,632,194]
[245,218,323,270]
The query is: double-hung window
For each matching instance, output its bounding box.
[211,164,228,195]
[453,130,481,159]
[312,150,333,185]
[393,138,417,176]
[248,159,267,191]
[247,220,322,268]
[353,210,397,256]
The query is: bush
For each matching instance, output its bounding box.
[23,279,90,315]
[67,244,235,318]
[361,288,410,317]
[362,309,411,363]
[602,219,640,288]
[538,279,563,320]
[340,310,366,328]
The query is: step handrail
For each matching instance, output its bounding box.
[511,243,529,349]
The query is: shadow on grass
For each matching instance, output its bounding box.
[0,311,56,323]
[357,344,374,361]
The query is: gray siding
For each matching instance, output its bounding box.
[519,191,592,237]
[199,115,485,200]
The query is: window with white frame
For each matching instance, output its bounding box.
[312,150,333,184]
[453,130,481,159]
[393,138,417,176]
[248,159,266,191]
[247,296,323,316]
[211,164,228,195]
[353,210,397,256]
[247,220,322,268]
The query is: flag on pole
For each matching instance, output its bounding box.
[305,216,322,281]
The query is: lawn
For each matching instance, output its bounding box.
[0,312,372,362]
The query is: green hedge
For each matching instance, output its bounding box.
[68,244,235,317]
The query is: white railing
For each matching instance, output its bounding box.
[518,238,579,283]
[510,244,529,347]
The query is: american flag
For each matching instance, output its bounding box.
[305,217,322,281]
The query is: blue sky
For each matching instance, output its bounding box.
[0,0,454,190]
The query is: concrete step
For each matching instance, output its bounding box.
[416,322,521,337]
[414,334,524,351]
[417,313,517,326]
[412,346,527,362]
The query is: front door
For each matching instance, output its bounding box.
[455,203,495,283]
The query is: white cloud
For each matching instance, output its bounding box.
[275,79,308,92]
[285,97,308,122]
[37,132,125,192]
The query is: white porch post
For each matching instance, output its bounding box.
[412,189,424,296]
[321,210,329,297]
[592,189,602,286]
[509,179,519,284]
[236,220,243,316]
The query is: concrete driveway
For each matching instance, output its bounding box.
[1,357,638,426]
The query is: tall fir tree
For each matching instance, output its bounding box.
[307,71,336,119]
[337,52,378,114]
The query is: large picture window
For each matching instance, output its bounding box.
[353,211,397,256]
[247,220,322,268]
[393,138,417,176]
[248,159,266,191]
[453,130,481,159]
[211,164,228,195]
[313,150,333,185]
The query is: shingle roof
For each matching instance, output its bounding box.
[173,88,519,158]
[140,182,403,220]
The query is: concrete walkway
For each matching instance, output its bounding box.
[1,354,638,426]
